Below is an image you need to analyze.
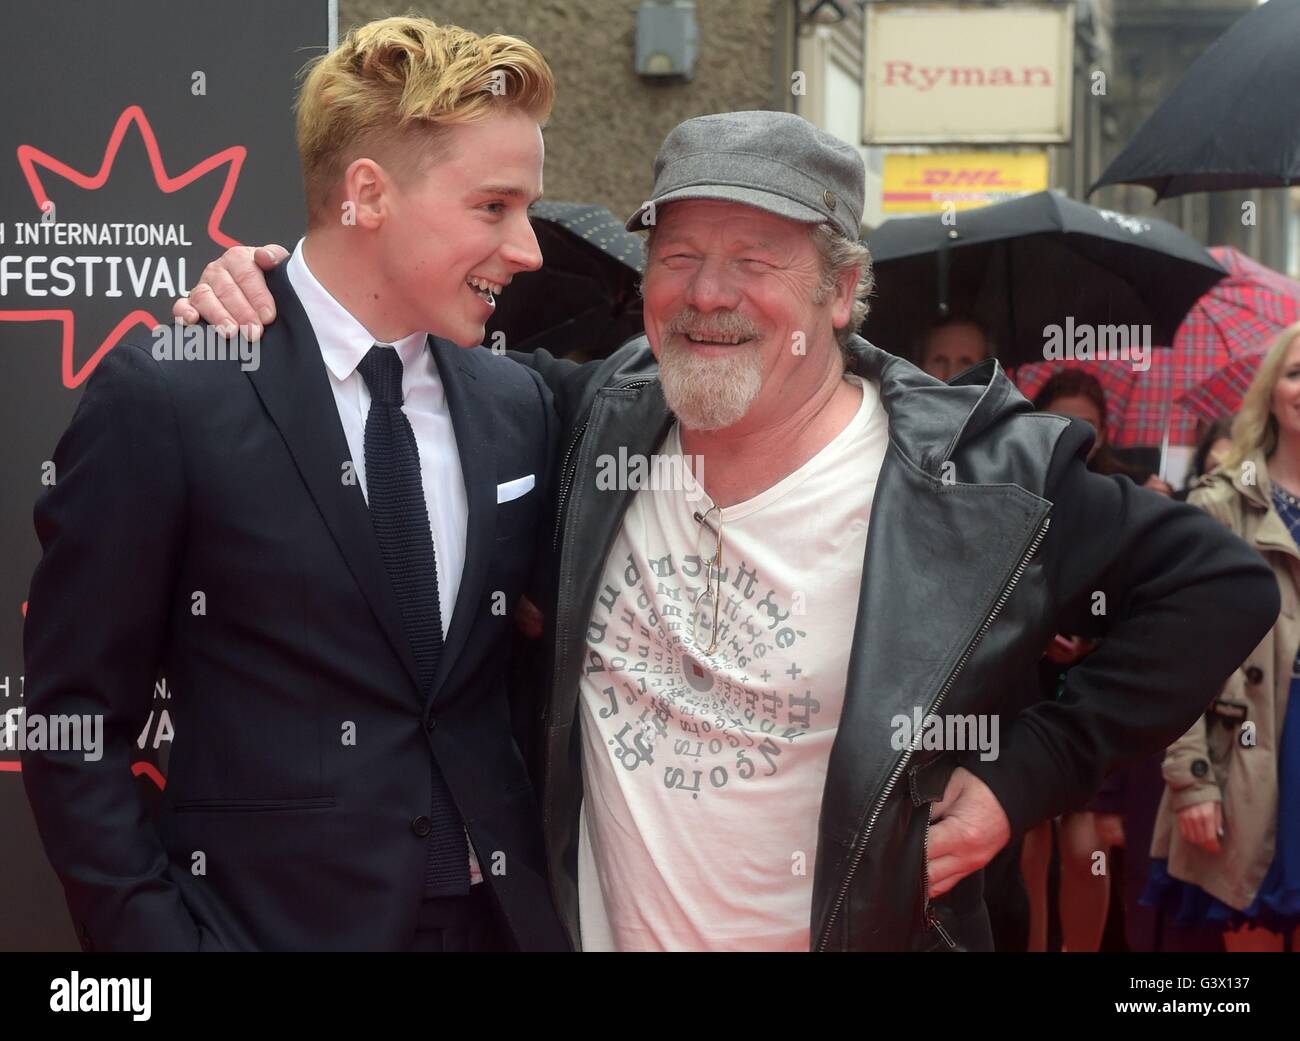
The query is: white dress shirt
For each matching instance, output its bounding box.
[287,239,480,886]
[286,239,467,634]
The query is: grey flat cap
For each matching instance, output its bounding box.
[625,110,864,241]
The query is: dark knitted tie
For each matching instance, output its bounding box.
[357,344,470,896]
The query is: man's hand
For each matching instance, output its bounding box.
[1043,633,1097,665]
[925,766,1011,899]
[1177,800,1224,854]
[514,595,544,639]
[173,244,288,336]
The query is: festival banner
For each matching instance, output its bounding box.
[0,0,331,951]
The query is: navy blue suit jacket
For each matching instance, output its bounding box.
[22,262,567,951]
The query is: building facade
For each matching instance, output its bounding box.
[338,0,1295,272]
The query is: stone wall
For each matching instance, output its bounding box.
[341,0,783,221]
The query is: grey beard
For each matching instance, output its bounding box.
[658,337,764,431]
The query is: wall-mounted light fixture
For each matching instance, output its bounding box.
[636,1,698,80]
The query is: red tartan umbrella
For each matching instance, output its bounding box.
[1121,246,1300,447]
[1011,247,1300,448]
[1176,350,1265,424]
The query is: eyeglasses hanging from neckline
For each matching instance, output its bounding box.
[691,504,724,655]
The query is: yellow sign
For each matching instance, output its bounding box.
[881,152,1049,213]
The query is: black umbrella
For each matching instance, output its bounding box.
[862,191,1226,368]
[485,201,644,360]
[1090,0,1300,198]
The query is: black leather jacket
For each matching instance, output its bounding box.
[522,334,1278,951]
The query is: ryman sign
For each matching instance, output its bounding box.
[863,2,1076,145]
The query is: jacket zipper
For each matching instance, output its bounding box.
[551,377,654,552]
[920,800,956,949]
[815,513,1051,951]
[551,421,588,552]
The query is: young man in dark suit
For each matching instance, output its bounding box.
[21,16,567,952]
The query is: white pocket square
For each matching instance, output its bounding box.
[496,474,535,504]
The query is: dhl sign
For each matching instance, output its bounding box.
[881,152,1049,213]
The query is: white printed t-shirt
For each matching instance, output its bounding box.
[576,374,889,950]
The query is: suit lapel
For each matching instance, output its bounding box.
[428,338,496,701]
[245,264,422,695]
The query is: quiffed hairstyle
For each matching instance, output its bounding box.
[295,16,555,224]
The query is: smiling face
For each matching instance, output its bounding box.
[1270,336,1300,442]
[641,199,855,432]
[368,108,545,347]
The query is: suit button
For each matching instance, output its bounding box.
[1245,666,1264,685]
[411,815,432,837]
[1191,758,1209,778]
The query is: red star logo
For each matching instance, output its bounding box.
[2,110,243,779]
[0,105,245,387]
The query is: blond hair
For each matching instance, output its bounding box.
[1222,319,1300,470]
[295,16,554,224]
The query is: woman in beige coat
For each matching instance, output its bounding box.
[1145,320,1300,952]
